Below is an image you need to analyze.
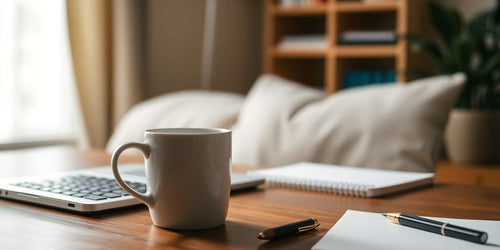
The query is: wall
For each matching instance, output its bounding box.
[146,0,263,97]
[435,0,495,20]
[147,0,205,96]
[211,0,263,93]
[143,0,493,97]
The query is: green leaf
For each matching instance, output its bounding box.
[459,39,476,71]
[420,0,500,109]
[428,1,463,46]
[468,11,492,35]
[478,52,500,77]
[472,29,490,58]
[448,7,464,38]
[408,35,443,59]
[409,36,455,74]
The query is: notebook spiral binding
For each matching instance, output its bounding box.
[265,176,374,198]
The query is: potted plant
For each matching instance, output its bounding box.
[409,1,500,163]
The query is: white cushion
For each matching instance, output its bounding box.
[106,90,245,152]
[232,74,465,172]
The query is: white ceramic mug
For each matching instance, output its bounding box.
[111,128,231,230]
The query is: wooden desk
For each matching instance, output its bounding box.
[435,160,500,187]
[1,146,499,249]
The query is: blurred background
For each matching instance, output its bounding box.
[0,0,496,151]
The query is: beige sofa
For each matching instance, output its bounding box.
[107,73,464,172]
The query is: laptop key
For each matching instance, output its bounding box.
[84,195,107,201]
[102,193,121,199]
[112,190,126,195]
[26,184,42,190]
[17,183,32,188]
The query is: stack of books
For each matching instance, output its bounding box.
[343,70,396,89]
[338,30,397,44]
[277,34,327,50]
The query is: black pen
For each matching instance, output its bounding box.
[257,218,320,240]
[382,212,488,244]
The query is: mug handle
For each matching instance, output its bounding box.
[111,142,154,207]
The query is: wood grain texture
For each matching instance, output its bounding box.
[334,1,399,13]
[0,146,499,249]
[435,160,500,187]
[334,45,398,57]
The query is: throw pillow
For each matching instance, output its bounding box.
[107,90,244,152]
[232,73,465,172]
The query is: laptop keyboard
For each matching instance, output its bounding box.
[11,175,146,201]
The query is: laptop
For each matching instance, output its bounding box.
[0,163,265,213]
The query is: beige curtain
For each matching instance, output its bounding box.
[67,0,146,148]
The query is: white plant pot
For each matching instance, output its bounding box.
[445,109,500,164]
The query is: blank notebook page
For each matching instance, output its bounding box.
[313,210,500,250]
[248,162,434,197]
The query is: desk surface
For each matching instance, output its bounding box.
[1,146,499,249]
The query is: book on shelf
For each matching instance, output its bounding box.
[277,34,327,50]
[248,162,434,198]
[338,30,397,44]
[343,70,396,89]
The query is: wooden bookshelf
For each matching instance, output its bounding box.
[263,0,430,93]
[273,48,327,58]
[334,45,399,57]
[334,1,399,12]
[272,6,327,15]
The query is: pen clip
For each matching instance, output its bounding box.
[298,220,320,233]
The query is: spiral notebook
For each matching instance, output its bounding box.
[248,162,434,197]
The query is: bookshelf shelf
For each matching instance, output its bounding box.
[272,6,327,15]
[264,0,429,93]
[334,45,398,57]
[334,1,399,12]
[273,48,328,58]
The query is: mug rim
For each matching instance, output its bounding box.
[145,127,230,135]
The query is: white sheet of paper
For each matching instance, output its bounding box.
[313,210,500,250]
